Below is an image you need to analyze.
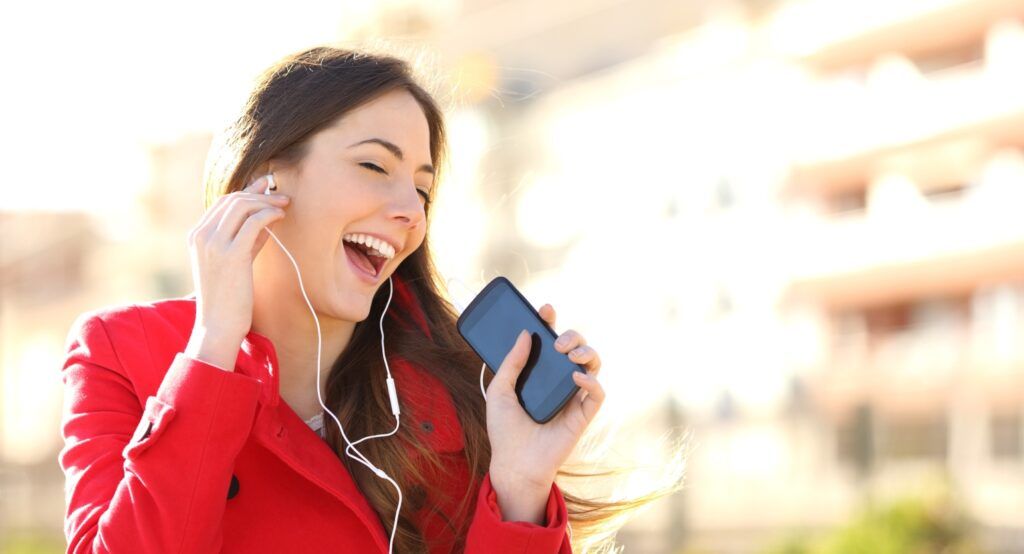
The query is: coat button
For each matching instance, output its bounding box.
[420,421,434,433]
[227,474,240,500]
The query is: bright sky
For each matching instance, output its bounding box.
[0,0,387,213]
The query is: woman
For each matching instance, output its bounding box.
[59,46,669,554]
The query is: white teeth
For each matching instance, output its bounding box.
[342,233,395,259]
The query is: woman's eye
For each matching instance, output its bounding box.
[359,162,387,174]
[359,161,430,205]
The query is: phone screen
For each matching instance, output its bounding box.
[457,277,582,423]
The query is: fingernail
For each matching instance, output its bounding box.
[249,175,267,188]
[556,336,567,347]
[519,329,529,340]
[571,348,583,357]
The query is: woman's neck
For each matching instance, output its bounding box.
[251,289,356,420]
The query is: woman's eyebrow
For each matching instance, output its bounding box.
[349,138,434,175]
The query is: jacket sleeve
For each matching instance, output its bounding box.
[58,311,263,554]
[463,472,572,553]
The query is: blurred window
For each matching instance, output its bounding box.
[836,404,874,475]
[920,182,968,203]
[880,415,948,460]
[826,187,867,215]
[990,410,1023,460]
[912,40,985,74]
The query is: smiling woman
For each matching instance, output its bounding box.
[58,45,685,554]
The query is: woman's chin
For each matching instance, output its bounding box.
[331,276,377,321]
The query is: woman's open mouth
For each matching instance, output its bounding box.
[342,237,390,282]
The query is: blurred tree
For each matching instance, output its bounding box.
[763,489,985,554]
[0,532,64,554]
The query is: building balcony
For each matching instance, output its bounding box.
[787,50,1024,196]
[768,0,1024,72]
[806,322,1024,419]
[784,188,1024,310]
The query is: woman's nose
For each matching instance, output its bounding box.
[390,187,426,229]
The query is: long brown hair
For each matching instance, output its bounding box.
[203,45,685,553]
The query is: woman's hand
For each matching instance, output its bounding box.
[484,303,605,522]
[184,175,291,370]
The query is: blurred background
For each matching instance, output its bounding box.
[3,0,1024,552]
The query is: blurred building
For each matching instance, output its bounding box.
[782,1,1024,551]
[0,134,209,544]
[1,212,96,543]
[426,0,1024,553]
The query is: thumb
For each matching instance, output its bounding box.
[492,329,532,393]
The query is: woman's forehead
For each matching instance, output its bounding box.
[323,90,430,147]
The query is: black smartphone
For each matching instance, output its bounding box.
[456,276,584,424]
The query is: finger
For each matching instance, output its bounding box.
[567,345,601,377]
[234,206,287,254]
[571,371,605,422]
[553,329,587,353]
[194,175,269,234]
[491,329,532,393]
[247,174,271,193]
[191,176,277,246]
[214,194,290,244]
[539,303,557,329]
[236,176,283,253]
[571,373,588,405]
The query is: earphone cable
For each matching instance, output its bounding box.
[263,224,402,554]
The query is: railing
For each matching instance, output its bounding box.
[827,321,1024,376]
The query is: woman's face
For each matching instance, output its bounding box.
[257,88,433,322]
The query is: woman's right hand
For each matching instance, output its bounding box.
[184,175,291,371]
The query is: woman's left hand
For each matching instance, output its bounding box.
[485,303,605,518]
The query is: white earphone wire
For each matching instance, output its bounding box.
[480,362,488,399]
[262,173,402,554]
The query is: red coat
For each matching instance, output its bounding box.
[59,277,572,553]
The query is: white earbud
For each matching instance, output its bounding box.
[261,173,403,554]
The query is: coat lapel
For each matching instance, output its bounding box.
[224,274,440,554]
[237,330,390,553]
